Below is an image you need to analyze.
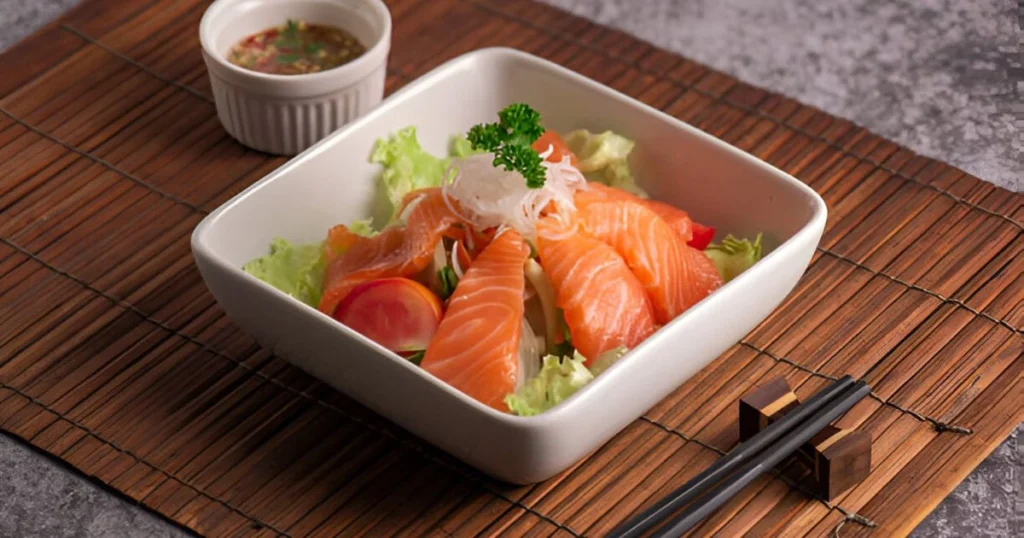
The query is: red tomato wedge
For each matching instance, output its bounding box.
[532,131,579,167]
[688,222,716,250]
[332,278,443,353]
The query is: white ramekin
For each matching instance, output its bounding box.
[200,0,391,155]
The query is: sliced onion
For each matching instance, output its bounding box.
[432,240,446,271]
[450,241,465,279]
[398,192,427,223]
[523,283,536,302]
[524,259,559,355]
[422,240,447,296]
[517,316,542,388]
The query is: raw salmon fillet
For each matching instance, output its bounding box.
[420,230,531,411]
[319,188,461,315]
[681,242,724,302]
[642,198,695,244]
[575,189,722,323]
[585,182,694,243]
[536,216,657,364]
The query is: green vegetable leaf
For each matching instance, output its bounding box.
[467,103,547,188]
[276,53,300,63]
[276,19,302,50]
[705,233,763,282]
[494,143,545,188]
[563,129,647,197]
[305,41,323,54]
[466,123,505,152]
[437,266,459,300]
[242,237,325,307]
[450,135,486,158]
[505,353,594,416]
[369,126,452,222]
[498,103,544,145]
[551,324,574,357]
[407,350,426,365]
[347,218,378,237]
[588,346,628,376]
[285,19,299,37]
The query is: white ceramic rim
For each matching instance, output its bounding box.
[192,47,828,427]
[199,0,392,96]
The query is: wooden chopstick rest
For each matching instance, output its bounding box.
[806,423,871,499]
[738,377,799,440]
[739,377,871,500]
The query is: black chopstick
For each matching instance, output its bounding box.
[652,381,871,537]
[609,375,856,538]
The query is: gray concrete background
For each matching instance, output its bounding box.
[0,0,1020,536]
[544,0,1022,193]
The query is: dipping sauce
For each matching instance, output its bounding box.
[228,19,366,75]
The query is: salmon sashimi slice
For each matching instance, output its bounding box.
[536,216,657,364]
[642,198,695,245]
[420,230,531,411]
[682,243,724,301]
[319,188,461,315]
[575,190,722,323]
[324,225,404,275]
[584,182,694,243]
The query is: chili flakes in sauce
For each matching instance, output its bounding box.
[228,19,367,75]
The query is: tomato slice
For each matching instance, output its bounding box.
[332,278,443,353]
[532,131,579,167]
[688,222,715,250]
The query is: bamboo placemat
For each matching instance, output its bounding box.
[0,0,1020,536]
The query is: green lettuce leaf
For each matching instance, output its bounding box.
[705,233,763,282]
[588,346,629,377]
[242,237,326,307]
[600,159,647,198]
[450,134,486,158]
[370,126,451,221]
[505,353,594,416]
[563,129,648,197]
[347,218,378,237]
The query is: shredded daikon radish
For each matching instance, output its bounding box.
[442,150,588,240]
[450,241,465,279]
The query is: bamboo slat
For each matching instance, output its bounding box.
[0,0,1020,537]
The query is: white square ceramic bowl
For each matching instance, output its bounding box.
[191,47,826,484]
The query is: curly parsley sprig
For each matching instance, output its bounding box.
[467,104,547,188]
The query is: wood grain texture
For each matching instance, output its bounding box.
[0,0,1020,536]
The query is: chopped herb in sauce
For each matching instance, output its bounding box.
[228,19,367,75]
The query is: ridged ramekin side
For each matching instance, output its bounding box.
[208,64,386,155]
